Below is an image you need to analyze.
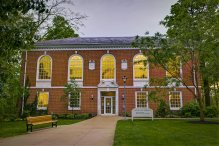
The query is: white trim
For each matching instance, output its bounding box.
[98,88,118,115]
[169,91,183,110]
[103,96,113,115]
[36,55,52,81]
[100,54,116,81]
[29,85,201,89]
[37,91,49,110]
[67,54,84,84]
[133,53,149,86]
[30,47,139,51]
[68,92,81,110]
[135,91,149,108]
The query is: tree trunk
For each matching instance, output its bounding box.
[203,77,210,106]
[197,98,205,122]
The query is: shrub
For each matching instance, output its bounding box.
[156,100,170,118]
[66,114,75,119]
[58,114,67,119]
[74,113,90,119]
[180,102,200,117]
[205,106,219,118]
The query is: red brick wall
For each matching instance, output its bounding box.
[22,49,196,115]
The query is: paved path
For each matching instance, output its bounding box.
[0,116,121,146]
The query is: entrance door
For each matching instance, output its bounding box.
[104,97,112,114]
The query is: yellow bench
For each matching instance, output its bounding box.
[26,115,58,132]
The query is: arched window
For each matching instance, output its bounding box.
[101,54,115,79]
[133,54,148,79]
[38,55,52,79]
[166,57,181,78]
[69,55,83,80]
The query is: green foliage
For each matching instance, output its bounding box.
[205,106,219,118]
[61,79,81,113]
[43,15,79,40]
[58,113,92,119]
[156,100,170,118]
[180,102,200,117]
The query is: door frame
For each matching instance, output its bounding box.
[97,88,118,115]
[104,96,113,115]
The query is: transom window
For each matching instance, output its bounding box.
[37,92,49,110]
[68,92,81,110]
[166,57,181,78]
[169,91,182,110]
[136,92,148,108]
[133,54,148,79]
[69,55,83,80]
[101,54,115,79]
[38,55,51,79]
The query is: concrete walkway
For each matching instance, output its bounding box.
[0,116,121,146]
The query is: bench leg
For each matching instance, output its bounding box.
[52,123,53,127]
[31,125,33,132]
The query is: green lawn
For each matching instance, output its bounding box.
[0,119,82,138]
[114,119,219,146]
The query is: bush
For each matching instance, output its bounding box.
[66,114,75,119]
[180,102,200,117]
[74,113,90,119]
[205,106,219,118]
[156,100,170,118]
[58,114,67,119]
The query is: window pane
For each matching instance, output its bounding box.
[69,55,83,79]
[38,92,49,108]
[136,92,147,108]
[39,56,51,79]
[134,54,148,79]
[102,55,115,79]
[166,57,180,78]
[69,93,81,108]
[169,92,181,109]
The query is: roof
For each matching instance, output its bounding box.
[35,37,136,49]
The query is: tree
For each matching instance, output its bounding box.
[0,0,86,118]
[133,0,219,121]
[61,80,80,117]
[42,15,79,40]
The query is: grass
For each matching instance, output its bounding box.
[114,119,219,146]
[0,119,82,138]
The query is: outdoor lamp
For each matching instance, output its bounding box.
[122,76,127,83]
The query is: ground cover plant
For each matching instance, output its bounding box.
[0,119,82,138]
[114,119,219,146]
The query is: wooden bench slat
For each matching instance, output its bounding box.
[26,115,58,132]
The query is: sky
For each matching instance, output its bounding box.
[73,0,177,37]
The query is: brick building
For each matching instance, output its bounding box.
[22,37,195,115]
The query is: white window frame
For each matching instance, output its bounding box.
[133,53,149,86]
[100,54,116,81]
[37,92,49,110]
[169,91,183,110]
[68,54,84,82]
[68,92,81,110]
[135,91,149,108]
[36,55,52,81]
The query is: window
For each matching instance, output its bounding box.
[133,54,148,79]
[166,57,181,78]
[37,92,49,110]
[169,91,182,110]
[38,55,52,79]
[101,54,115,79]
[69,55,83,80]
[68,92,81,110]
[135,92,148,108]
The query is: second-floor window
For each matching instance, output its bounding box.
[133,54,148,79]
[101,54,115,80]
[69,55,83,80]
[38,55,52,80]
[166,57,181,78]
